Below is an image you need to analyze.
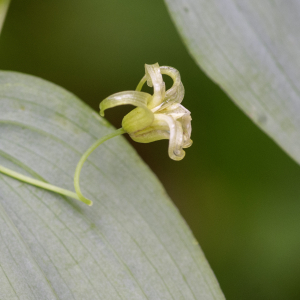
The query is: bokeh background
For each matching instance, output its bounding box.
[1,1,300,299]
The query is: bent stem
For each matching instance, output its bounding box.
[0,164,82,202]
[0,128,126,206]
[74,128,126,206]
[136,76,147,92]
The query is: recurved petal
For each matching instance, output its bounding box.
[178,114,193,148]
[152,66,184,112]
[158,103,190,120]
[155,114,186,161]
[99,91,151,116]
[144,63,166,109]
[160,103,192,148]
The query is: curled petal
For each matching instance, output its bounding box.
[152,66,184,112]
[155,114,186,161]
[144,63,165,109]
[179,114,193,148]
[159,103,190,120]
[100,91,151,116]
[99,91,154,133]
[159,103,192,148]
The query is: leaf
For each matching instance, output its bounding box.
[0,0,10,34]
[0,71,225,299]
[165,0,300,164]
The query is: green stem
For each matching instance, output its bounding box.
[74,128,126,206]
[0,128,126,206]
[0,164,82,202]
[136,75,147,91]
[0,0,11,35]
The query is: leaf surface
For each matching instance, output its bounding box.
[0,71,224,299]
[165,0,300,163]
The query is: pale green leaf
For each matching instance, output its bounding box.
[0,0,10,34]
[165,0,300,164]
[0,71,224,299]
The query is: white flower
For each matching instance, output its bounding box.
[100,63,192,160]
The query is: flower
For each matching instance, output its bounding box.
[100,63,192,160]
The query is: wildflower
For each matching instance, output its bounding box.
[100,63,192,160]
[0,63,192,207]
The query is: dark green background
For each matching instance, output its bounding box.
[1,0,300,299]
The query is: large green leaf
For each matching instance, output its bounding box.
[0,71,225,299]
[165,0,300,164]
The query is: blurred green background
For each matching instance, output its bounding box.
[1,0,300,299]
